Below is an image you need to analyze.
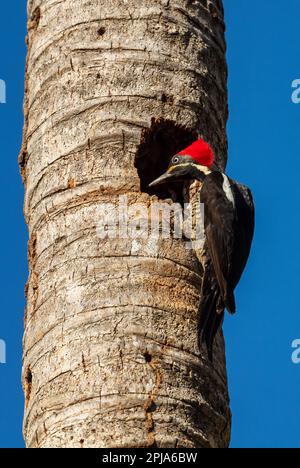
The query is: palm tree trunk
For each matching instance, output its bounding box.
[20,0,231,448]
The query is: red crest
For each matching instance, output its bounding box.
[178,138,214,167]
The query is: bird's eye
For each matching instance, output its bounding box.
[172,156,180,165]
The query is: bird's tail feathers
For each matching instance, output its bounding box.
[198,282,225,362]
[224,289,236,315]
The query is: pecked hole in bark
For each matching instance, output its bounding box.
[25,366,32,409]
[157,92,174,104]
[97,26,106,36]
[19,150,28,182]
[145,400,157,413]
[135,118,198,202]
[30,7,41,30]
[143,351,152,363]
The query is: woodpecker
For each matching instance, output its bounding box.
[149,138,254,360]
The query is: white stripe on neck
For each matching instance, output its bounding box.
[194,163,212,175]
[222,174,235,206]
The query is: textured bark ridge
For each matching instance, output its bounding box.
[21,0,231,448]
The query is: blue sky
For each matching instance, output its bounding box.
[0,0,299,448]
[224,0,300,448]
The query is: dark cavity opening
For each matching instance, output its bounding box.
[98,27,106,36]
[31,7,41,27]
[143,351,152,363]
[25,366,32,408]
[135,118,198,202]
[145,400,157,413]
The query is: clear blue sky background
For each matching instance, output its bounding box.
[0,0,299,448]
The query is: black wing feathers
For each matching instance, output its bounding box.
[229,182,255,288]
[201,172,237,312]
[197,172,254,359]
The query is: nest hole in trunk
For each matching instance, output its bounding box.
[135,118,198,203]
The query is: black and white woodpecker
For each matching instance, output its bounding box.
[149,138,255,360]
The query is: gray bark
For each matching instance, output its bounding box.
[21,0,231,448]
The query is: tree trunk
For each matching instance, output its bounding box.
[21,0,231,448]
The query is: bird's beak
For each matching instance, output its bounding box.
[148,169,175,187]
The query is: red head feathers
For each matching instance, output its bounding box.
[178,138,214,168]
